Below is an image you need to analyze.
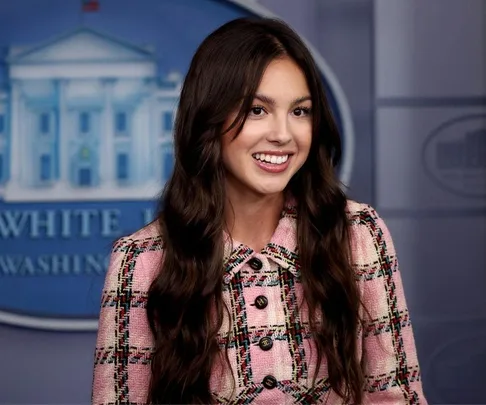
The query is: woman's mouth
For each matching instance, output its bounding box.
[252,153,289,165]
[251,153,293,173]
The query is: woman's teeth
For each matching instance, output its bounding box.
[253,153,289,165]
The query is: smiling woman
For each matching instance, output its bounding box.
[222,57,313,233]
[92,17,427,405]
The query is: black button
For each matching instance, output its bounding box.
[254,295,268,309]
[248,258,263,270]
[262,375,277,389]
[259,336,273,351]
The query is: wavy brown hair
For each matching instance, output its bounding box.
[146,17,364,404]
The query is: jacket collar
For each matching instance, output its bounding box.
[222,197,300,284]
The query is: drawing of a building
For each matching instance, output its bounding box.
[0,28,181,201]
[436,128,486,170]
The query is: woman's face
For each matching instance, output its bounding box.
[222,57,312,199]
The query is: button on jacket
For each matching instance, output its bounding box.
[92,200,427,404]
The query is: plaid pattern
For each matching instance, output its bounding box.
[92,200,427,404]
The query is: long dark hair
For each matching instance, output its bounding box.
[146,17,364,404]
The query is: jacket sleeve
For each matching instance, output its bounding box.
[92,237,152,405]
[355,205,428,404]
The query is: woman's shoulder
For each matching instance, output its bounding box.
[119,221,162,244]
[104,221,164,292]
[345,199,390,231]
[345,199,397,265]
[113,220,164,251]
[345,199,379,222]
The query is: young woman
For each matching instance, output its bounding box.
[92,18,427,404]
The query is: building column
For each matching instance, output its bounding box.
[9,80,21,185]
[102,79,115,187]
[19,90,31,187]
[57,79,69,186]
[150,96,159,183]
[137,96,151,182]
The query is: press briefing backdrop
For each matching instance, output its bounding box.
[0,0,484,403]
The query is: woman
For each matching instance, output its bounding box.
[92,17,427,404]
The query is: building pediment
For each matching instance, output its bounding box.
[8,28,154,65]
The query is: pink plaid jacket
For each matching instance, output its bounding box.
[92,200,427,404]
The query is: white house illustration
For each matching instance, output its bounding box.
[0,28,182,202]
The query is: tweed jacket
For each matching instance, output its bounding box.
[92,200,427,404]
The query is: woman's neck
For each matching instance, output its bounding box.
[225,191,284,252]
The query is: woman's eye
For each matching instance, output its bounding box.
[293,107,311,117]
[250,106,265,116]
